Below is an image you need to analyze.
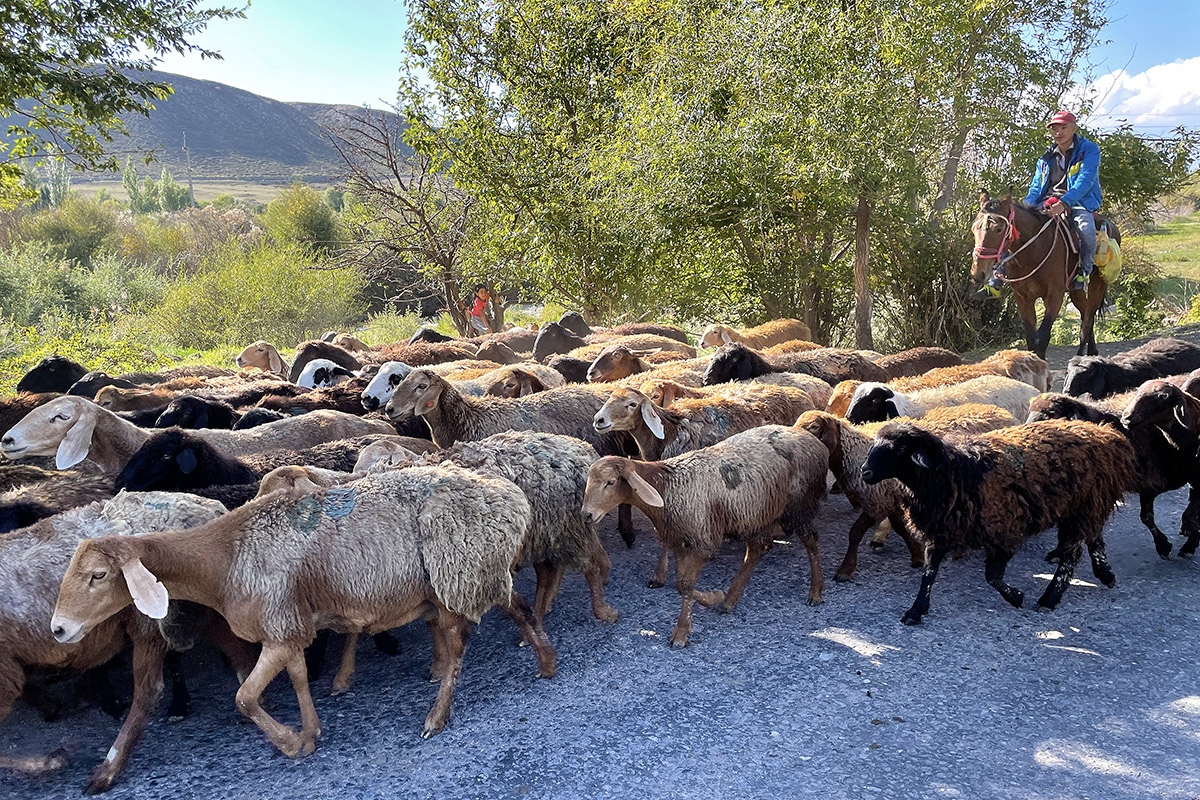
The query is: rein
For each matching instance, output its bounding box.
[973,207,1066,285]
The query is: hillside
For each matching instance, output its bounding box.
[54,70,408,183]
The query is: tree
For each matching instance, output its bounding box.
[262,183,343,252]
[0,1,243,205]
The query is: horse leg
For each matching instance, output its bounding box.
[1013,293,1040,355]
[1036,291,1064,360]
[1076,280,1103,356]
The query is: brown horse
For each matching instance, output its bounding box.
[970,190,1118,358]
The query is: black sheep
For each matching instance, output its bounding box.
[1028,392,1198,559]
[408,327,457,345]
[155,396,239,429]
[558,311,593,337]
[862,420,1136,624]
[704,342,887,386]
[16,356,88,394]
[1064,338,1200,398]
[546,355,591,383]
[117,407,170,428]
[67,371,138,398]
[116,429,259,492]
[533,322,587,362]
[233,408,289,429]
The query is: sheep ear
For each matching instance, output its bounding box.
[1175,400,1192,429]
[518,374,544,397]
[911,450,931,469]
[56,412,97,469]
[624,466,664,507]
[268,349,284,374]
[719,329,733,344]
[121,558,169,620]
[640,398,665,439]
[176,448,198,475]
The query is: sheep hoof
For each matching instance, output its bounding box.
[668,627,690,648]
[1005,591,1024,609]
[84,767,116,795]
[806,596,823,607]
[595,607,620,623]
[1156,547,1172,561]
[900,612,923,626]
[647,577,666,589]
[834,572,853,583]
[421,720,445,739]
[1035,603,1055,614]
[331,682,351,696]
[868,541,885,551]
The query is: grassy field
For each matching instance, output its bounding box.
[1141,210,1200,280]
[71,179,325,205]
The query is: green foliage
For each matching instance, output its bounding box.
[122,160,192,213]
[0,312,172,395]
[115,205,263,270]
[0,1,243,205]
[361,307,425,346]
[152,242,365,349]
[323,187,345,212]
[19,195,118,265]
[1096,127,1199,226]
[262,183,343,251]
[45,152,71,208]
[1105,239,1166,339]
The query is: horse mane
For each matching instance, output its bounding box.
[982,198,1050,224]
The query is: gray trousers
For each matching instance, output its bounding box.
[1071,206,1096,276]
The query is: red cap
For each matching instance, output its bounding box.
[1047,111,1077,127]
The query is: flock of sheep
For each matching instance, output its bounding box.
[3,312,1200,793]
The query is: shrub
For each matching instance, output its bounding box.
[361,307,425,346]
[262,182,343,252]
[152,241,365,349]
[115,206,263,272]
[19,195,118,265]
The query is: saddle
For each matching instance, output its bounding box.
[1059,212,1113,256]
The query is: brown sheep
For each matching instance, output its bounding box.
[568,334,696,362]
[763,339,823,354]
[699,319,812,349]
[874,347,963,379]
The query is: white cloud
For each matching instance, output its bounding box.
[1081,57,1200,131]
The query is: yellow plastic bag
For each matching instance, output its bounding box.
[1096,229,1122,283]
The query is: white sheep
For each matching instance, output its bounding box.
[296,358,359,389]
[845,375,1040,425]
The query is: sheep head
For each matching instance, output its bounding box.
[699,324,736,349]
[846,383,899,425]
[639,379,683,407]
[826,380,863,417]
[1121,380,1194,430]
[361,361,413,410]
[386,369,446,421]
[116,429,215,492]
[582,457,664,522]
[235,340,286,374]
[861,422,942,485]
[486,367,546,398]
[1063,357,1105,398]
[0,395,98,469]
[594,388,665,438]
[353,440,419,473]
[587,346,659,383]
[1026,393,1104,424]
[53,537,167,644]
[795,410,843,459]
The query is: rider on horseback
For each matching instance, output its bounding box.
[981,110,1102,297]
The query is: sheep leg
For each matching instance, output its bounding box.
[235,643,311,759]
[902,544,950,625]
[1086,538,1117,588]
[427,619,448,682]
[1179,486,1200,558]
[617,503,635,547]
[422,612,469,738]
[164,649,191,721]
[1138,491,1173,559]
[584,546,619,623]
[799,530,825,607]
[835,512,879,582]
[532,562,559,625]
[85,635,167,794]
[331,633,358,696]
[500,593,557,678]
[648,545,671,588]
[1036,543,1082,612]
[285,652,322,752]
[889,513,925,568]
[669,548,717,648]
[0,660,68,773]
[984,549,1024,608]
[719,539,769,613]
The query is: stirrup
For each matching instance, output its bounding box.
[1069,273,1088,292]
[977,284,1003,299]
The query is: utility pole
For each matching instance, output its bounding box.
[182,130,196,207]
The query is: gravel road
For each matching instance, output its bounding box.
[6,334,1200,800]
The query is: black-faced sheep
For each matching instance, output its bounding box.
[546,355,591,383]
[844,376,1040,425]
[154,396,240,430]
[289,341,363,382]
[408,327,457,345]
[861,420,1137,624]
[703,342,888,386]
[16,355,89,394]
[533,322,589,362]
[232,408,289,429]
[582,425,828,647]
[1064,337,1200,398]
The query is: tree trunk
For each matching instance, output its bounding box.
[441,273,470,336]
[484,283,506,333]
[853,191,873,350]
[931,122,972,217]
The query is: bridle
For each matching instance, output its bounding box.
[972,205,1064,285]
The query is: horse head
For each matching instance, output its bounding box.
[969,189,1014,287]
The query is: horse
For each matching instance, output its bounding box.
[970,190,1119,359]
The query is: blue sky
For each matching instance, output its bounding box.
[157,0,1200,130]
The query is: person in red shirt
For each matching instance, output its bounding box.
[464,284,490,335]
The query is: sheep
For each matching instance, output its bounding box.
[95,385,177,412]
[845,375,1041,425]
[703,342,888,386]
[874,347,964,379]
[296,358,358,389]
[331,333,371,353]
[568,334,696,363]
[1,397,397,473]
[1118,380,1200,557]
[52,464,549,756]
[1027,390,1198,560]
[546,355,591,383]
[484,365,566,398]
[796,406,1018,582]
[360,361,415,411]
[233,408,289,429]
[257,382,378,417]
[586,345,682,383]
[408,327,457,345]
[600,322,690,343]
[154,396,240,429]
[641,374,831,410]
[861,420,1137,624]
[0,472,115,533]
[115,430,435,495]
[749,372,833,407]
[473,327,539,353]
[234,341,290,375]
[68,366,237,398]
[0,392,57,437]
[762,339,823,355]
[372,341,481,368]
[15,355,89,394]
[69,372,138,397]
[581,425,828,646]
[0,463,55,492]
[189,378,309,410]
[557,311,593,337]
[1065,338,1200,398]
[474,340,522,364]
[0,491,241,792]
[533,322,588,362]
[384,368,626,455]
[289,341,363,382]
[699,319,812,350]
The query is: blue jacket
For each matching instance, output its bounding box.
[1023,133,1102,212]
